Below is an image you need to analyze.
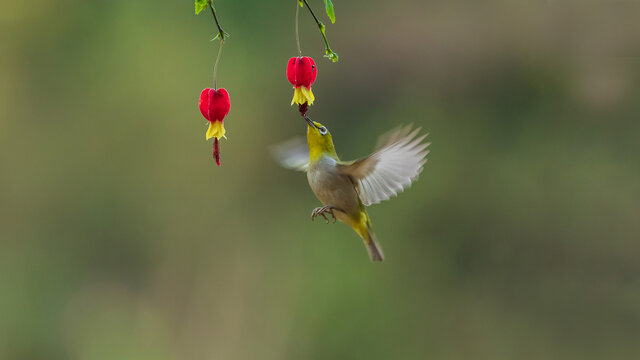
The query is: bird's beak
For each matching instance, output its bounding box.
[304,115,317,129]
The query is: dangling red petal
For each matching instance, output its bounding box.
[199,88,211,121]
[213,137,221,166]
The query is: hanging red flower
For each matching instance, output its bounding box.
[287,56,317,106]
[199,88,230,166]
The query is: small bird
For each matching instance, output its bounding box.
[274,116,430,261]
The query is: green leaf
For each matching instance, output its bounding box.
[325,48,339,62]
[195,0,208,14]
[211,30,230,41]
[298,0,304,7]
[324,0,336,24]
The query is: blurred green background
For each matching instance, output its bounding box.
[1,1,640,359]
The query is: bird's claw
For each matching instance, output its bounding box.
[311,206,337,224]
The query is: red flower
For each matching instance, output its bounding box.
[199,88,230,166]
[287,56,317,106]
[199,88,230,130]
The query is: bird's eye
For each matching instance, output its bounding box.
[318,126,327,135]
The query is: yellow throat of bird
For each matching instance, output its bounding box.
[307,124,338,162]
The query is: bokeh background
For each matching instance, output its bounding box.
[2,0,640,359]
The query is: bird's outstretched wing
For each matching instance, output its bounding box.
[338,125,430,206]
[270,137,309,172]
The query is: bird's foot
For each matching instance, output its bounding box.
[311,205,341,224]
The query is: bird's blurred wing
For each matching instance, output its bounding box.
[270,137,309,172]
[338,125,430,206]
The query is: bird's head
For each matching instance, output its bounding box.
[305,116,337,161]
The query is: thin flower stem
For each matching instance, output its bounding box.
[213,40,224,89]
[295,3,301,57]
[208,0,226,88]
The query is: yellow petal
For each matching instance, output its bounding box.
[206,121,226,140]
[291,87,302,105]
[291,86,315,106]
[300,86,315,105]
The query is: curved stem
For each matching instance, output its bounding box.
[295,3,301,57]
[207,1,226,88]
[213,39,224,88]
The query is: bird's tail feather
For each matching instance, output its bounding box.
[364,229,384,262]
[353,212,384,262]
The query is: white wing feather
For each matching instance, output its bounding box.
[270,137,309,172]
[340,125,430,206]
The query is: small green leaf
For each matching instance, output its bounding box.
[298,0,304,7]
[318,21,326,36]
[325,48,339,62]
[211,30,230,41]
[324,0,335,24]
[195,0,208,14]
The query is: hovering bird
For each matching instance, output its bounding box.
[273,116,430,261]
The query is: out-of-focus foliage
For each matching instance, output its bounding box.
[1,1,639,359]
[324,0,336,24]
[195,0,207,15]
